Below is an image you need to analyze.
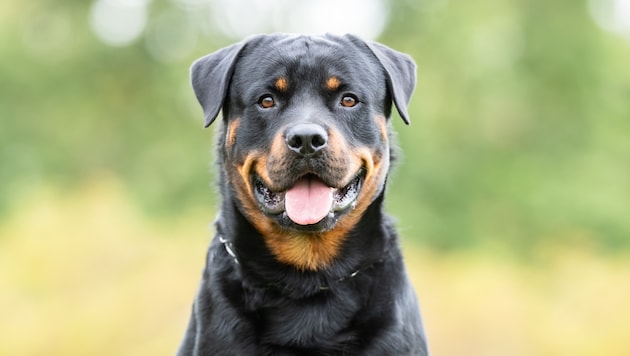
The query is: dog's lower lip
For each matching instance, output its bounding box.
[253,172,364,218]
[331,173,362,212]
[254,177,285,214]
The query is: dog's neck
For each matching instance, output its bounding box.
[217,234,384,292]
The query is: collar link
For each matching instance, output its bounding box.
[219,235,239,264]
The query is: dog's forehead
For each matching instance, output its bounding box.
[243,35,347,65]
[232,35,381,88]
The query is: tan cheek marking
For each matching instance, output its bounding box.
[375,115,389,143]
[262,132,290,190]
[235,151,259,205]
[226,118,241,148]
[231,151,278,238]
[270,131,287,160]
[275,77,288,92]
[326,128,345,155]
[231,149,281,231]
[254,155,271,188]
[328,128,370,185]
[326,76,341,91]
[327,129,356,181]
[327,147,389,244]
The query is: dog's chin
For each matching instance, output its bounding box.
[253,171,364,233]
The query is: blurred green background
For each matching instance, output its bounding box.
[2,0,630,355]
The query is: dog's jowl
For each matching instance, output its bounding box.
[178,34,428,356]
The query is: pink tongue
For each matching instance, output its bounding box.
[285,177,333,225]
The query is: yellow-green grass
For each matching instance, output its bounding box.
[1,179,629,355]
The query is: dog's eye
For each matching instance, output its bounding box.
[340,95,358,108]
[258,95,275,109]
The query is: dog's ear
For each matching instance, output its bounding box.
[361,39,417,125]
[190,40,249,128]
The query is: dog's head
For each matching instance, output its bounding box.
[191,34,416,270]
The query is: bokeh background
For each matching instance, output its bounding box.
[2,0,630,354]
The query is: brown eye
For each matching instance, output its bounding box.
[341,95,358,108]
[259,95,275,108]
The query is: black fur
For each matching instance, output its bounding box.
[178,34,428,355]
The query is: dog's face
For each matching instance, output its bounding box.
[191,34,416,270]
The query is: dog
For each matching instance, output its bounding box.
[177,33,428,355]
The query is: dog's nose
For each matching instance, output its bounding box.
[285,123,328,156]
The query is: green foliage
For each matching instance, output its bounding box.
[1,0,629,252]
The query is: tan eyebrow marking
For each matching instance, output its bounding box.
[275,77,288,92]
[326,76,341,91]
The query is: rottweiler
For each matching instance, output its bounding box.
[178,33,428,355]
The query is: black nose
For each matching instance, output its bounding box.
[285,123,328,156]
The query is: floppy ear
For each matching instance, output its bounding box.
[190,41,248,128]
[363,40,417,125]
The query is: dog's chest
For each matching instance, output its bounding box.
[255,291,361,347]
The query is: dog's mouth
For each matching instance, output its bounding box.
[254,171,364,230]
